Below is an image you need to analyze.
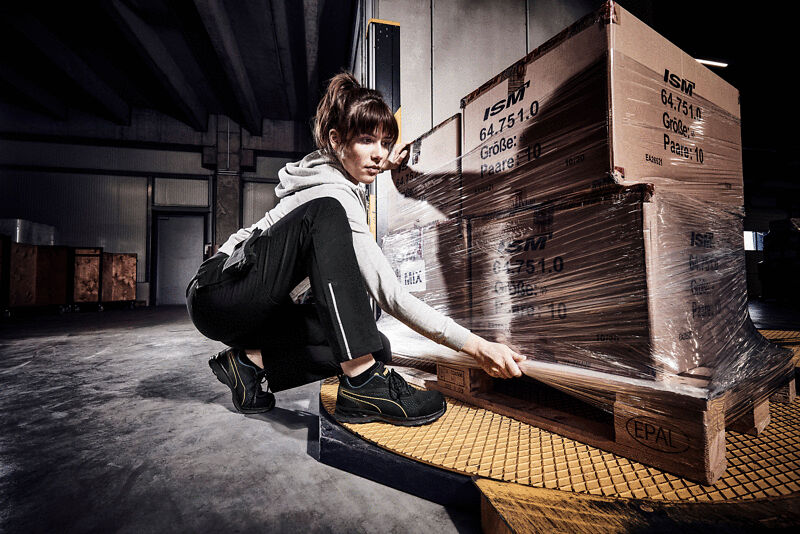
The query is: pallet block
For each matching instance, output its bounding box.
[770,377,797,404]
[426,362,778,485]
[727,398,771,436]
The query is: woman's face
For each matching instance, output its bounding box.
[331,129,392,185]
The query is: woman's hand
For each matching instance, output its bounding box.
[462,333,525,379]
[381,141,410,171]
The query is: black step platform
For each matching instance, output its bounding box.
[315,403,480,509]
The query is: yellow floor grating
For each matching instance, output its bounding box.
[760,330,800,343]
[760,330,800,359]
[320,385,800,503]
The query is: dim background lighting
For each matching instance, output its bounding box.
[696,59,729,68]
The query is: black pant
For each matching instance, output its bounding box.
[186,197,388,391]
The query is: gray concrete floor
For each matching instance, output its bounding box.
[0,307,479,533]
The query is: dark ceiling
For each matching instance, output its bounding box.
[0,1,796,214]
[633,3,793,154]
[620,1,798,215]
[0,0,358,136]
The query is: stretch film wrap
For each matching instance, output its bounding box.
[378,2,795,431]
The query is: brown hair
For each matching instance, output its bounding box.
[313,72,398,158]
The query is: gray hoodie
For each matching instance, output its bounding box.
[218,150,471,352]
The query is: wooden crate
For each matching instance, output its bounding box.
[101,253,137,302]
[9,242,37,307]
[73,247,102,303]
[5,243,71,308]
[34,245,70,306]
[426,362,795,485]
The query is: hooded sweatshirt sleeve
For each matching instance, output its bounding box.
[335,192,471,352]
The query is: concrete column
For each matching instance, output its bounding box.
[213,115,242,247]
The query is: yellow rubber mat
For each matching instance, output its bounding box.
[320,383,800,502]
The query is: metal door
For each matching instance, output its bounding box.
[155,215,204,305]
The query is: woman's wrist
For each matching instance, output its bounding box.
[462,333,485,359]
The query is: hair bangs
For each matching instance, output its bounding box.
[345,98,399,144]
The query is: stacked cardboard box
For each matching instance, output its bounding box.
[460,3,743,217]
[380,3,791,388]
[469,184,748,379]
[387,114,462,233]
[379,3,793,484]
[384,115,467,328]
[382,219,469,325]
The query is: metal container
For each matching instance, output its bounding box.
[0,219,56,246]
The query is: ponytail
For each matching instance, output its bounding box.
[314,72,399,157]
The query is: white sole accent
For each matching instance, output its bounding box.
[327,282,352,359]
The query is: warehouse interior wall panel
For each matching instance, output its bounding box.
[153,178,209,207]
[0,171,147,283]
[431,0,527,126]
[378,0,433,142]
[254,156,295,179]
[0,103,216,147]
[527,0,596,50]
[375,0,596,141]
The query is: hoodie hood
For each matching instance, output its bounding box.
[275,150,364,199]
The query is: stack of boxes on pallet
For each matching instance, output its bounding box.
[381,3,794,484]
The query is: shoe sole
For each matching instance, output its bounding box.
[209,356,275,414]
[333,401,447,427]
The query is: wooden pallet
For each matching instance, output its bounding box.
[476,478,800,533]
[426,363,796,485]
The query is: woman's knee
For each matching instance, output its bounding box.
[373,331,392,364]
[304,197,349,228]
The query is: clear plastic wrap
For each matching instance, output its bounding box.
[377,2,796,484]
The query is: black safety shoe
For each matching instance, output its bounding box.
[209,348,275,414]
[334,362,446,426]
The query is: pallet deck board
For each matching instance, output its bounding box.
[476,478,800,533]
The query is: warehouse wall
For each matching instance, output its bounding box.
[241,155,295,226]
[0,171,148,279]
[370,0,595,142]
[0,140,209,176]
[0,140,211,290]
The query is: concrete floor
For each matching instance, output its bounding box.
[0,307,479,533]
[2,301,797,532]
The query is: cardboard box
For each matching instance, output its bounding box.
[381,219,470,324]
[468,184,746,379]
[460,3,743,217]
[387,115,461,232]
